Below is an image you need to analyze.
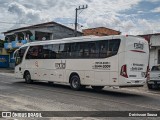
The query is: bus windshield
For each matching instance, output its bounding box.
[15,47,28,66]
[151,66,160,71]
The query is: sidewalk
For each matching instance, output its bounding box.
[0,68,14,73]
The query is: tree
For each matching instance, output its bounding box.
[0,39,4,48]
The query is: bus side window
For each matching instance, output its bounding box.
[65,43,74,58]
[57,44,64,59]
[51,44,59,59]
[32,47,39,59]
[108,39,120,57]
[99,40,108,58]
[26,46,39,59]
[66,43,75,58]
[47,45,54,59]
[83,43,89,58]
[38,46,44,59]
[89,42,99,58]
[75,42,84,58]
[43,45,52,59]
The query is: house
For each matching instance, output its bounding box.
[3,21,83,68]
[139,33,160,69]
[83,27,121,36]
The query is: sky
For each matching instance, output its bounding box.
[0,0,160,39]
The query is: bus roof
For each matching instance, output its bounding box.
[20,35,144,48]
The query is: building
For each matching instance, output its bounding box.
[0,39,9,68]
[3,21,83,68]
[139,33,160,69]
[83,27,121,36]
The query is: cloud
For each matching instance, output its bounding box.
[146,0,160,3]
[0,0,159,37]
[8,2,50,29]
[122,19,160,35]
[137,11,143,14]
[121,20,135,31]
[151,7,160,13]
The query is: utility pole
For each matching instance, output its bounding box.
[75,5,88,37]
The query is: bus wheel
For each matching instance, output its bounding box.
[24,72,33,84]
[70,75,81,91]
[91,86,104,91]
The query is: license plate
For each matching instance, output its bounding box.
[148,81,154,84]
[135,81,139,83]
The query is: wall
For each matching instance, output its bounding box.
[149,46,160,69]
[34,26,82,40]
[0,55,9,68]
[149,35,160,69]
[51,26,82,39]
[150,35,160,46]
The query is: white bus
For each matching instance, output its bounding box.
[14,35,149,90]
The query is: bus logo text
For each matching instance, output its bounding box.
[134,42,144,50]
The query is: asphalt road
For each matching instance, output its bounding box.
[0,73,160,120]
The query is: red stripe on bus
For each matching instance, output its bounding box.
[130,50,146,53]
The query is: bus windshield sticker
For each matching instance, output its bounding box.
[92,62,111,70]
[55,60,66,69]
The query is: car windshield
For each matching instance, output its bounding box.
[151,66,160,71]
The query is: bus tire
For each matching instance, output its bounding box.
[91,86,104,91]
[70,75,81,91]
[24,72,33,84]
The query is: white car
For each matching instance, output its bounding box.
[147,65,160,89]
